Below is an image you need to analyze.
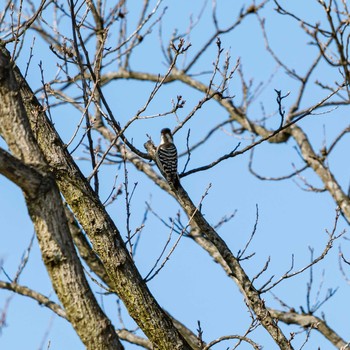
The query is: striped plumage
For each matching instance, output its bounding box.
[155,128,180,189]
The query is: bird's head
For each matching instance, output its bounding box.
[160,128,173,144]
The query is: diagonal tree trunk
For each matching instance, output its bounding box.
[0,45,194,350]
[0,48,124,350]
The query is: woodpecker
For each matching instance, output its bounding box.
[155,128,180,189]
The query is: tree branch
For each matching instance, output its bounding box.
[3,45,193,350]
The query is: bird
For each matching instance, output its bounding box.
[155,128,180,189]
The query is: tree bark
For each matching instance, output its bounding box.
[0,45,193,350]
[0,50,123,350]
[144,141,293,350]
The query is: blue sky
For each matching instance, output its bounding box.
[1,1,349,349]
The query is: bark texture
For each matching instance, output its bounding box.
[0,46,193,350]
[144,141,293,350]
[0,48,123,350]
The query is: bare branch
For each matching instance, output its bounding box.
[145,183,212,282]
[182,84,345,177]
[203,334,261,350]
[0,281,67,319]
[261,208,344,293]
[268,308,347,349]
